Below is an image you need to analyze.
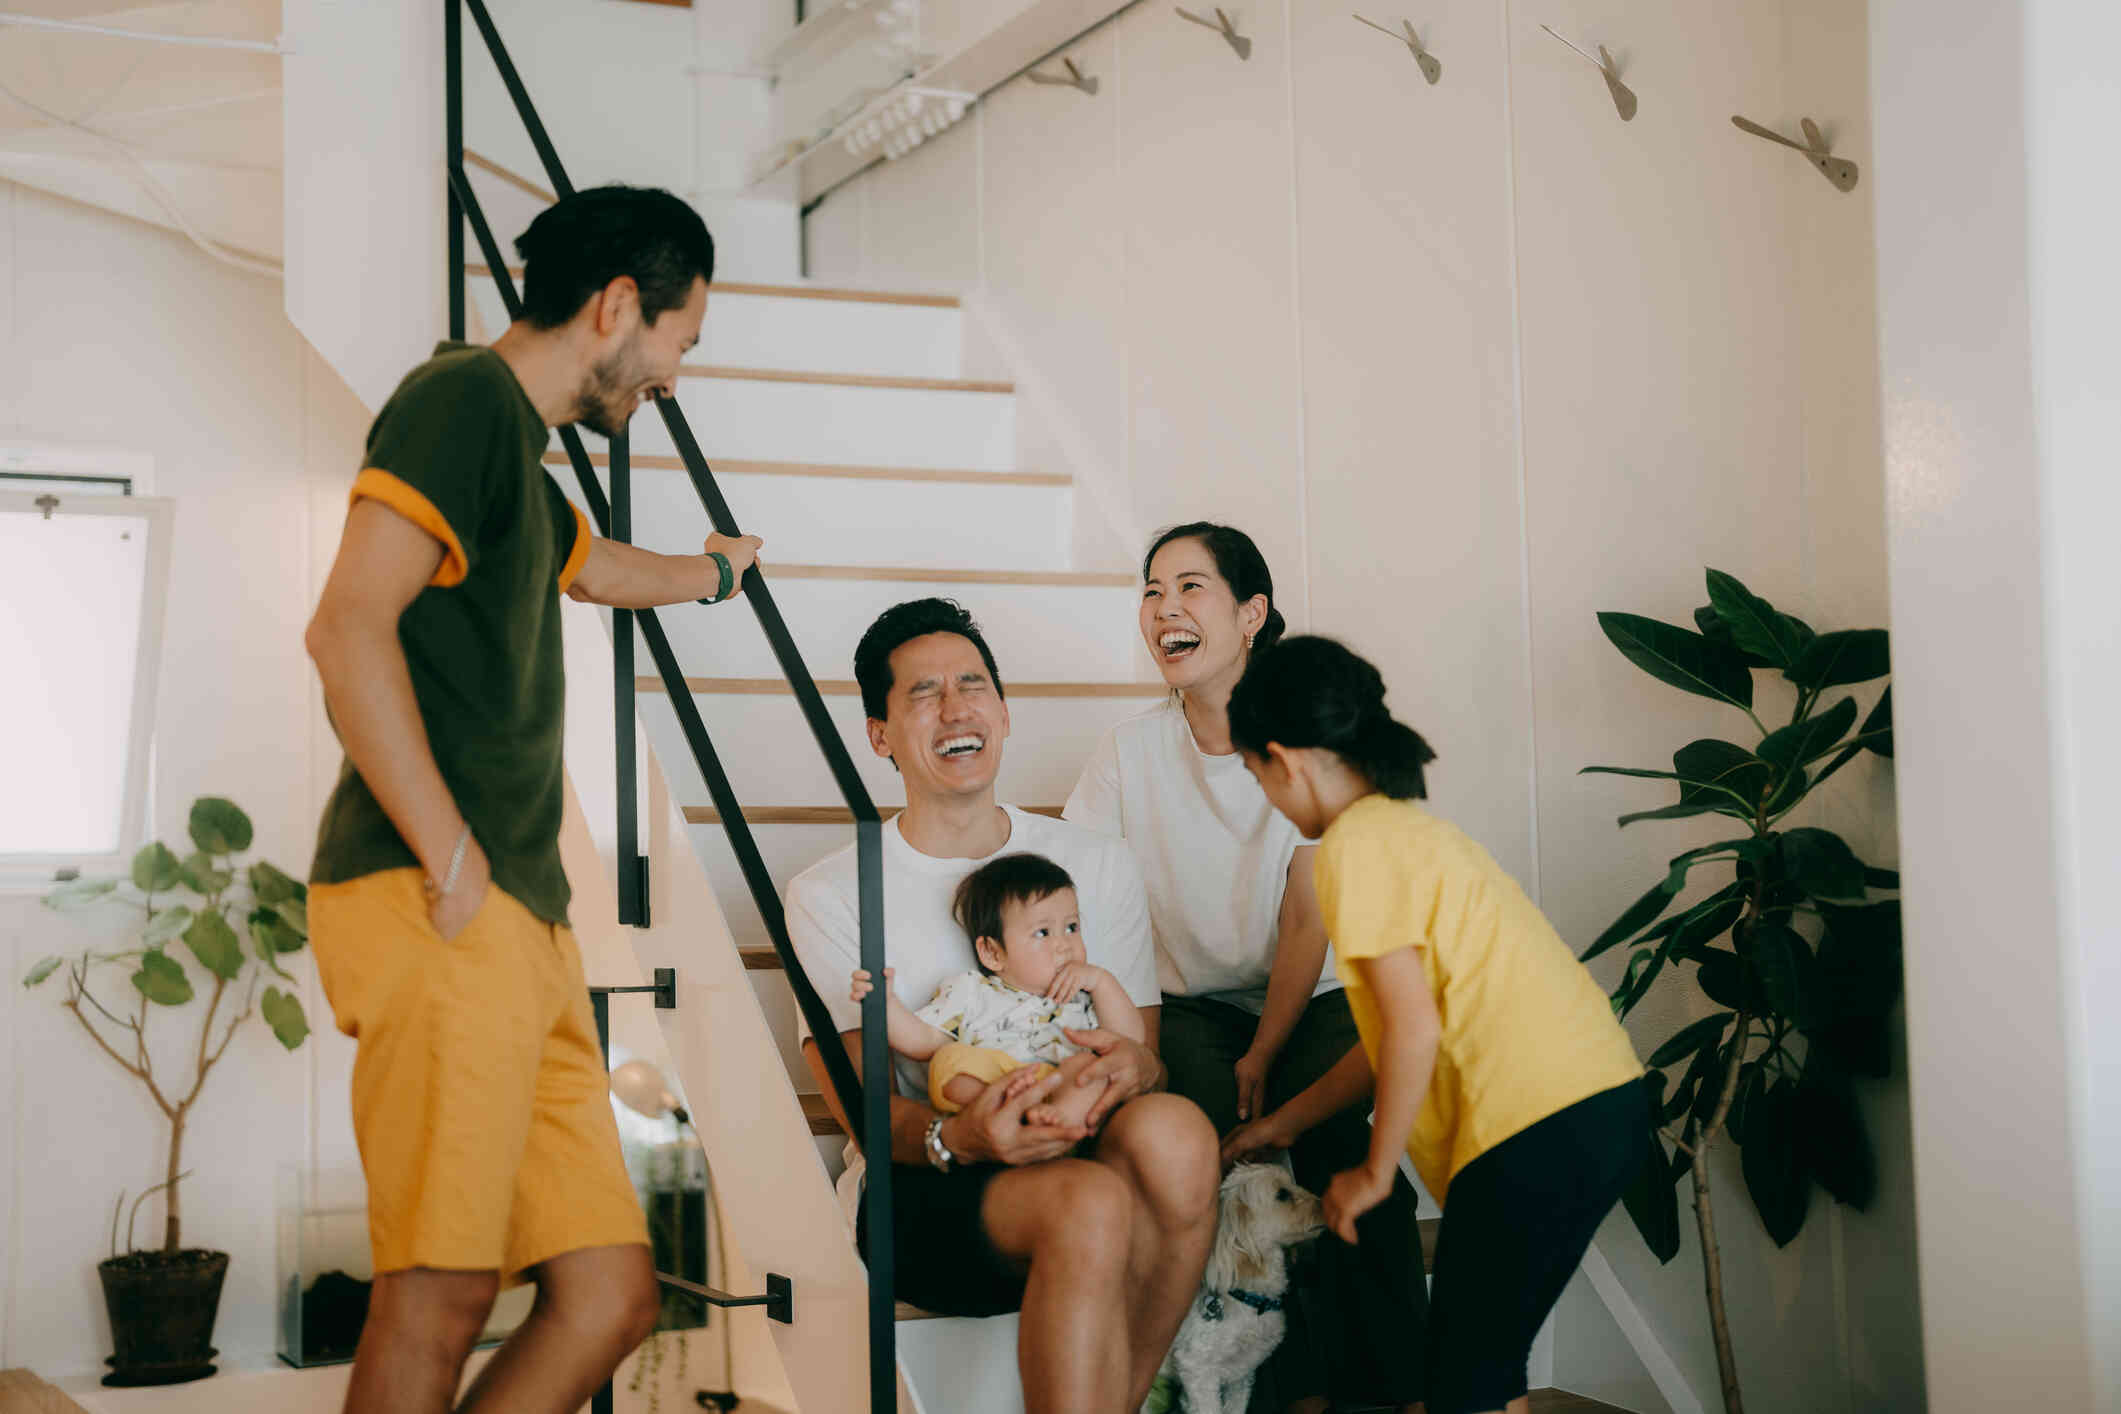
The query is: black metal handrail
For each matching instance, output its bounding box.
[447,3,896,1409]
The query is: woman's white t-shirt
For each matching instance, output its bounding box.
[1065,699,1342,1005]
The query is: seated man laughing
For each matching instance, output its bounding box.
[787,598,1220,1414]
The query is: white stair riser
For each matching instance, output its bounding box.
[583,469,1071,571]
[702,291,963,381]
[468,281,964,381]
[635,578,1149,683]
[639,692,1156,811]
[631,379,1017,472]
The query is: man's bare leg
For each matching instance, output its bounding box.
[342,1268,498,1414]
[454,1244,660,1414]
[981,1159,1138,1414]
[1093,1093,1220,1405]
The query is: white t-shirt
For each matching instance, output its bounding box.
[785,804,1161,1108]
[1065,700,1342,1004]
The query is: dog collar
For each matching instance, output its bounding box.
[1202,1288,1284,1321]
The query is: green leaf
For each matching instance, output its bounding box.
[1780,828,1867,899]
[177,852,233,896]
[1795,1075,1875,1209]
[272,898,309,938]
[1582,878,1680,962]
[1618,799,1732,829]
[261,986,310,1050]
[1597,612,1755,710]
[1861,686,1893,759]
[44,876,120,911]
[1705,569,1809,669]
[1788,629,1891,691]
[1649,1012,1735,1069]
[1748,922,1817,1027]
[1620,1100,1682,1263]
[1673,739,1772,809]
[1696,949,1745,1010]
[248,862,305,906]
[1759,696,1859,772]
[141,906,195,946]
[1725,1063,1767,1146]
[131,949,194,1006]
[250,909,307,960]
[1814,1014,1894,1079]
[187,797,254,856]
[1813,901,1903,1025]
[1671,895,1745,960]
[1741,1077,1812,1246]
[183,910,244,981]
[1672,1035,1723,1127]
[1864,866,1900,890]
[22,955,64,987]
[131,842,183,894]
[1694,604,1777,670]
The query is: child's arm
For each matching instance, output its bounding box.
[1044,962,1146,1043]
[850,969,953,1062]
[1323,948,1440,1244]
[1235,846,1330,1120]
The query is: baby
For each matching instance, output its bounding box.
[851,852,1145,1132]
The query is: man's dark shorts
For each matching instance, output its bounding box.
[855,1163,1027,1317]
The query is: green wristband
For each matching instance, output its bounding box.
[698,551,734,605]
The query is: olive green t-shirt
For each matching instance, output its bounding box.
[310,342,591,923]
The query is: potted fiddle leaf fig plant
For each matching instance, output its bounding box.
[1583,570,1899,1414]
[22,796,312,1387]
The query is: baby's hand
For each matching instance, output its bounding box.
[849,966,895,1003]
[1043,961,1106,1002]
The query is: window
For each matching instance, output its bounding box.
[1,480,172,880]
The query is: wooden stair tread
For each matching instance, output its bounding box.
[799,1091,841,1136]
[469,263,959,309]
[0,1369,94,1413]
[640,676,1161,699]
[688,805,1064,826]
[678,365,1010,395]
[545,450,1068,488]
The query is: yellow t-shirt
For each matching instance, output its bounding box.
[1315,795,1642,1204]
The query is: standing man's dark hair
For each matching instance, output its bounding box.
[515,185,715,330]
[853,597,1009,722]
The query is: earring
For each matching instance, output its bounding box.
[1245,633,1256,651]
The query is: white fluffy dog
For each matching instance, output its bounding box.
[1153,1162,1326,1414]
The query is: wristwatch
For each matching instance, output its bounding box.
[924,1115,956,1173]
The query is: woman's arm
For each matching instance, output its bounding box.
[1322,948,1440,1243]
[1221,1041,1372,1164]
[1234,846,1331,1120]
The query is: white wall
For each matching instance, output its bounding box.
[808,1,1919,1408]
[1870,2,2120,1407]
[0,181,371,1375]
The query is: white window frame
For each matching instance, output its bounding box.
[1,485,174,884]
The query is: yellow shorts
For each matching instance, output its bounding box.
[927,1042,1053,1115]
[310,868,648,1283]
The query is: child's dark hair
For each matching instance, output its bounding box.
[853,597,1008,723]
[1142,522,1287,656]
[1227,635,1437,799]
[953,854,1076,975]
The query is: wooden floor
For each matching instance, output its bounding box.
[0,1369,92,1414]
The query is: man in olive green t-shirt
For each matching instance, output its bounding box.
[305,186,760,1414]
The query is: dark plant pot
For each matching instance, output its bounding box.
[97,1249,228,1386]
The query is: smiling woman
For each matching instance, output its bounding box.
[1065,521,1429,1413]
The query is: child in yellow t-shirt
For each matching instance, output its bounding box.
[1220,634,1647,1414]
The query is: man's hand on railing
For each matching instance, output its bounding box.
[1062,1028,1166,1129]
[939,1064,1090,1167]
[702,532,764,600]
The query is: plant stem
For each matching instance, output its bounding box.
[1693,1142,1744,1414]
[163,1109,186,1253]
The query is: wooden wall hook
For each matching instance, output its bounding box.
[1354,14,1441,85]
[1732,114,1860,191]
[1177,6,1251,61]
[1541,24,1637,122]
[1028,56,1099,95]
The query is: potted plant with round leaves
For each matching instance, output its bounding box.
[1583,571,1898,1414]
[22,796,312,1387]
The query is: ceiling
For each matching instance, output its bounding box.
[0,1,284,266]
